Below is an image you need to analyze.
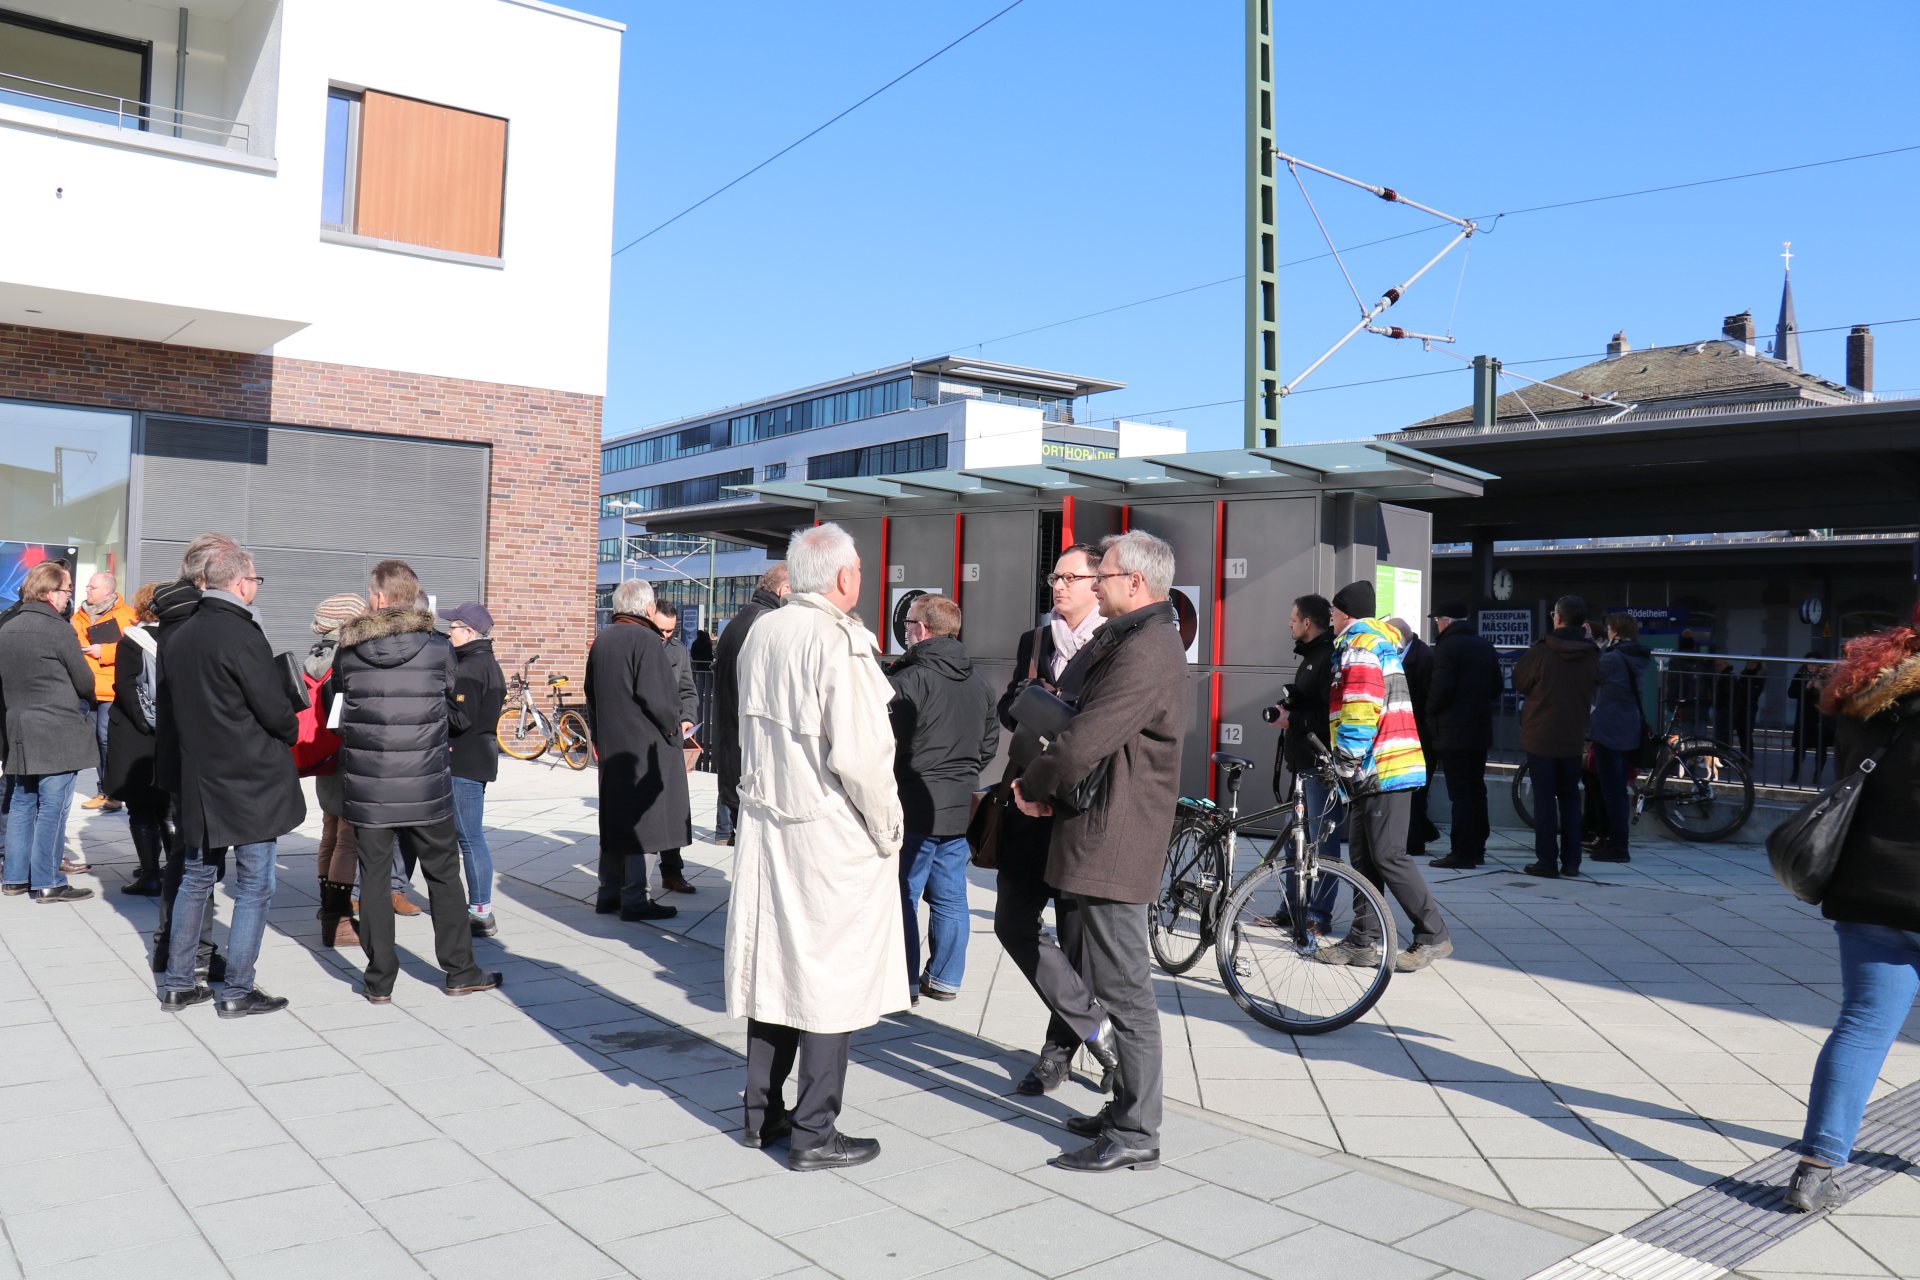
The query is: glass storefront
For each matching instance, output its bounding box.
[0,401,132,608]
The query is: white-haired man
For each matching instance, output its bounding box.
[723,523,904,1171]
[586,577,689,922]
[1012,530,1188,1172]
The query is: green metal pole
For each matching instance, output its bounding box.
[1246,0,1279,448]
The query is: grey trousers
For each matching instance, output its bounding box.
[1346,790,1450,949]
[1072,895,1162,1147]
[994,847,1104,1060]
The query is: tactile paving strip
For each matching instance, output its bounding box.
[1528,1078,1920,1280]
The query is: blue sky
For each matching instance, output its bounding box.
[583,1,1920,448]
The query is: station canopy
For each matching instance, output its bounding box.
[641,441,1493,551]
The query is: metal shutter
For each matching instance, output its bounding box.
[134,418,489,656]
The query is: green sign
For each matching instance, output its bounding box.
[1041,441,1118,462]
[1374,565,1424,625]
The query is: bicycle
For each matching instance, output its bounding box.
[1151,742,1397,1034]
[496,656,593,770]
[1509,697,1755,842]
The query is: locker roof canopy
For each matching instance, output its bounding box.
[642,442,1492,547]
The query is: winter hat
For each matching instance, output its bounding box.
[311,592,369,635]
[1332,579,1375,620]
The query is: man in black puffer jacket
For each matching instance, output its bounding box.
[330,560,498,1002]
[886,594,998,1002]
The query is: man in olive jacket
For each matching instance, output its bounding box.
[1013,530,1188,1174]
[156,543,303,1016]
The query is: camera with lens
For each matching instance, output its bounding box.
[1261,684,1301,723]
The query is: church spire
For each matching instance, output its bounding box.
[1775,241,1801,368]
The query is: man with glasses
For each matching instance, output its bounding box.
[157,544,304,1014]
[992,543,1116,1097]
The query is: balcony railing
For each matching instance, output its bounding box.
[0,70,250,150]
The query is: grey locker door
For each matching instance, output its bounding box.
[959,509,1037,662]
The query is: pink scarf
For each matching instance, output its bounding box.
[1046,608,1102,681]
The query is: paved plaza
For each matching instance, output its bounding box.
[1,759,1916,1279]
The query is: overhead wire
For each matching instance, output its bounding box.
[610,0,1030,256]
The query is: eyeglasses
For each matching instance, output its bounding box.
[1093,571,1137,583]
[245,575,266,586]
[1045,572,1098,587]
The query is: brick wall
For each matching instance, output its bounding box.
[0,322,602,684]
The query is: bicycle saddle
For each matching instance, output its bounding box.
[1211,752,1255,772]
[548,674,568,685]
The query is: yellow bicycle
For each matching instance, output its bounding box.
[496,656,592,770]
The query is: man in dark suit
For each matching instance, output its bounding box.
[646,599,700,894]
[156,541,304,1016]
[1426,603,1503,870]
[1387,617,1440,856]
[711,564,788,844]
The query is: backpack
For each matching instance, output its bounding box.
[291,668,341,776]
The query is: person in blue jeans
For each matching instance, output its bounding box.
[442,603,506,937]
[886,595,998,1002]
[0,562,97,903]
[1785,605,1920,1213]
[153,543,306,1016]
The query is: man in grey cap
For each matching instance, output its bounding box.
[441,603,506,936]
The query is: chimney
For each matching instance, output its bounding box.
[1847,324,1874,400]
[1607,331,1630,357]
[1722,310,1756,355]
[1471,354,1501,428]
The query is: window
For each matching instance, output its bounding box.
[0,401,132,609]
[0,9,151,130]
[600,377,910,473]
[807,434,947,482]
[320,86,507,258]
[762,462,787,482]
[602,468,753,518]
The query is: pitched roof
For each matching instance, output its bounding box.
[1405,339,1853,430]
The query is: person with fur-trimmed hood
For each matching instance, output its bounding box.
[329,559,500,1004]
[1313,579,1453,974]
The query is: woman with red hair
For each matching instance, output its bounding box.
[1787,601,1920,1213]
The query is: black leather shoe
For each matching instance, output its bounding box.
[1428,854,1483,870]
[1521,863,1561,879]
[121,876,165,897]
[742,1111,793,1149]
[619,900,678,922]
[158,985,213,1012]
[1064,1109,1110,1138]
[595,896,620,915]
[788,1133,881,1171]
[30,885,93,903]
[447,973,504,997]
[1016,1055,1071,1096]
[1049,1134,1159,1172]
[215,989,289,1019]
[1085,1021,1121,1077]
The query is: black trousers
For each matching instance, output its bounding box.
[1436,749,1490,860]
[1347,790,1449,949]
[1406,785,1442,854]
[992,826,1103,1061]
[1528,753,1584,875]
[355,820,487,996]
[1073,896,1162,1147]
[744,1019,850,1153]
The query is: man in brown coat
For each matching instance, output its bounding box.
[1013,530,1188,1173]
[1513,595,1600,879]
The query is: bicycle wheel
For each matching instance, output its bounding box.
[495,706,550,760]
[1215,858,1396,1034]
[1151,814,1224,975]
[555,710,593,771]
[1510,760,1535,830]
[1649,742,1754,841]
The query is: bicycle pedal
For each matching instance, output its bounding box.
[1196,874,1222,893]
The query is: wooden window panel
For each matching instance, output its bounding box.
[355,91,506,257]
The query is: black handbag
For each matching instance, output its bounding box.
[1008,683,1109,814]
[1766,700,1912,904]
[966,782,1009,870]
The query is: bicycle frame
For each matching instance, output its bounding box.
[1190,761,1347,943]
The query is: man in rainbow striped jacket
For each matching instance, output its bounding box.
[1312,578,1455,974]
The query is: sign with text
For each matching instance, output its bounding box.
[1478,608,1533,648]
[1373,565,1424,625]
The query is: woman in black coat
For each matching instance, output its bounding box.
[0,562,96,900]
[105,583,168,895]
[584,582,689,921]
[1784,603,1920,1213]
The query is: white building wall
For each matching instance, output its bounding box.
[1116,420,1186,456]
[0,0,621,397]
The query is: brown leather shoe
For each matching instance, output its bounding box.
[391,892,422,916]
[81,793,109,811]
[662,872,697,894]
[322,916,362,949]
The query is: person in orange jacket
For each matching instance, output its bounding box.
[72,571,140,813]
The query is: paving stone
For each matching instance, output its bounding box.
[324,1138,495,1201]
[0,1105,137,1167]
[0,1145,162,1215]
[1395,1210,1585,1280]
[196,1184,378,1259]
[600,1217,806,1280]
[538,1170,724,1242]
[225,1229,428,1279]
[1119,1182,1314,1258]
[1276,1170,1469,1243]
[416,1222,627,1279]
[367,1177,552,1252]
[710,1168,891,1236]
[953,1199,1156,1278]
[433,1098,592,1154]
[287,1102,444,1159]
[1232,1222,1448,1280]
[1485,1158,1662,1211]
[1051,1238,1249,1280]
[782,1204,988,1279]
[161,1140,330,1207]
[26,1232,229,1280]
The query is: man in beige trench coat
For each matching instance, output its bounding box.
[723,522,906,1171]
